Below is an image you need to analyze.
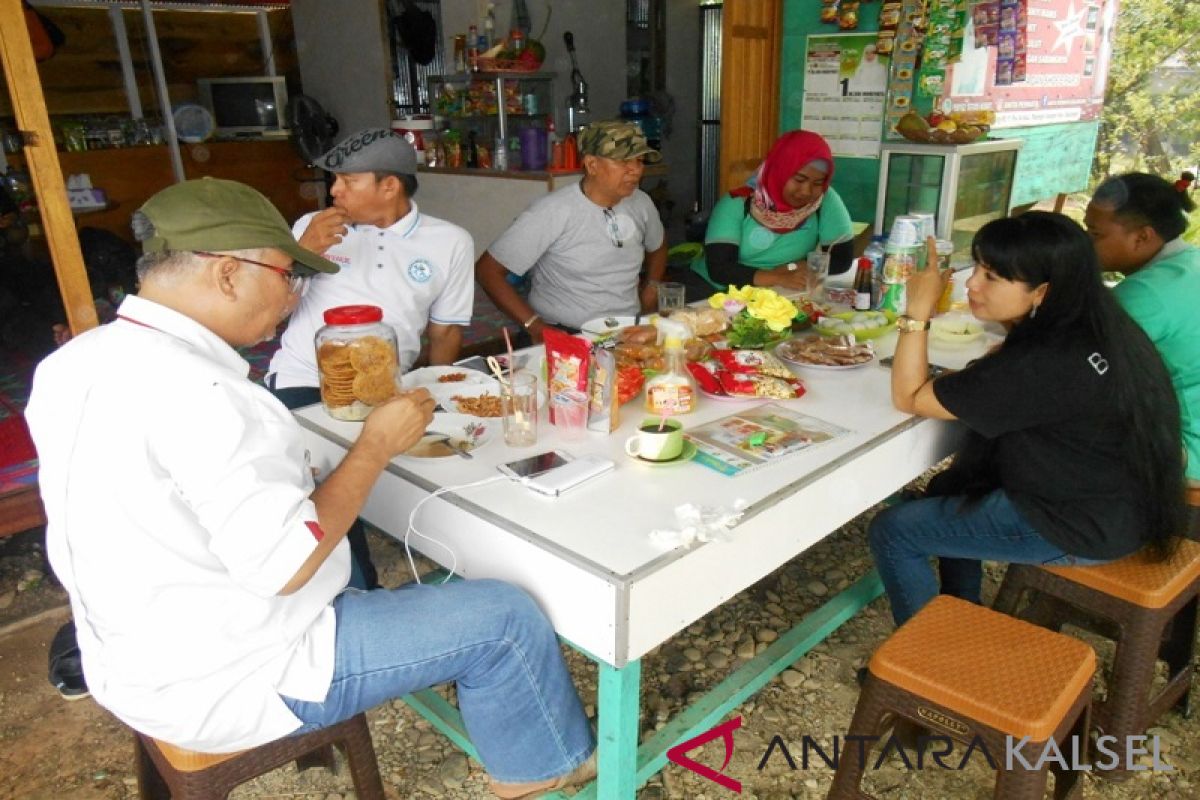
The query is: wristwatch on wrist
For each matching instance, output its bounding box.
[896,315,931,333]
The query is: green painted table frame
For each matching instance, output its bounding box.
[402,569,884,798]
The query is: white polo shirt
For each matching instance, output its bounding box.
[269,202,474,386]
[27,296,350,753]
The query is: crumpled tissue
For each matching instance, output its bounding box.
[650,500,748,548]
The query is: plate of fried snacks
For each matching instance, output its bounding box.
[775,335,875,370]
[439,383,545,418]
[318,335,400,421]
[400,414,495,459]
[402,365,496,391]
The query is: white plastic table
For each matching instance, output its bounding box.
[295,330,993,798]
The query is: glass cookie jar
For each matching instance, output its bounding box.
[315,305,399,421]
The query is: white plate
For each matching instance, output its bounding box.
[579,314,660,339]
[398,413,496,459]
[699,387,760,403]
[402,366,495,391]
[438,382,545,418]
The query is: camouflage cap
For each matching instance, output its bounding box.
[578,120,662,163]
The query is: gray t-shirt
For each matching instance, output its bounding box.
[487,182,665,329]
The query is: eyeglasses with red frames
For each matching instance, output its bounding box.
[193,251,311,295]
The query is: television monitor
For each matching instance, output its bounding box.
[197,76,290,137]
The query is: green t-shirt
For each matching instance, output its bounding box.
[1113,239,1200,480]
[690,186,853,290]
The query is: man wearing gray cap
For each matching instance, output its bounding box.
[268,128,474,392]
[477,120,668,340]
[27,178,595,797]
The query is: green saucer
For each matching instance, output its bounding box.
[632,439,698,467]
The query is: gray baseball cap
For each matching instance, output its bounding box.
[319,129,418,175]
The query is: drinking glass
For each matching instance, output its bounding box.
[501,372,539,447]
[657,282,686,316]
[551,390,588,441]
[805,251,830,302]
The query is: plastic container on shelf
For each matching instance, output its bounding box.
[315,305,399,421]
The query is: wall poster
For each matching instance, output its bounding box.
[801,33,889,159]
[948,0,1115,127]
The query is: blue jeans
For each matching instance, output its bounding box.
[868,489,1104,626]
[282,580,594,783]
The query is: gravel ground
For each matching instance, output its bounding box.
[1,494,1196,799]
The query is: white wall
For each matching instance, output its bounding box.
[291,0,393,133]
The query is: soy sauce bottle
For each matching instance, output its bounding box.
[853,257,873,311]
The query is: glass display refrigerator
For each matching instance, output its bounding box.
[873,138,1023,258]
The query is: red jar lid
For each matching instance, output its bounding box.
[323,305,383,325]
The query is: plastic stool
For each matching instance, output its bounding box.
[134,712,385,799]
[994,539,1200,778]
[828,595,1094,799]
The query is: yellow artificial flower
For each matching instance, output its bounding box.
[745,290,798,332]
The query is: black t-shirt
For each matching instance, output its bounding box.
[932,331,1147,559]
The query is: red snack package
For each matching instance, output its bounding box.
[544,327,592,423]
[686,361,723,395]
[616,365,646,405]
[716,370,760,397]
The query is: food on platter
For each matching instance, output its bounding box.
[816,310,894,339]
[930,316,984,344]
[670,306,728,337]
[776,335,874,367]
[451,392,504,417]
[616,324,658,345]
[686,359,805,400]
[437,371,469,383]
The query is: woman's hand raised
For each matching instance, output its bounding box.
[904,237,950,320]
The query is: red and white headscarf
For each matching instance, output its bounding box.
[731,130,834,234]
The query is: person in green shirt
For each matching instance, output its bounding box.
[690,130,854,295]
[1085,172,1200,498]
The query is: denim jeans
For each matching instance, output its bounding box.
[282,580,594,783]
[868,489,1104,626]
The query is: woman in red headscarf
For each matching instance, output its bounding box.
[690,130,854,293]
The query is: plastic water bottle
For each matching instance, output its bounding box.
[863,235,887,309]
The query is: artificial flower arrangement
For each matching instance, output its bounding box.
[708,285,799,349]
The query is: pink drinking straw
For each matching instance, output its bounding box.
[658,412,671,432]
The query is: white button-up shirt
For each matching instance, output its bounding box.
[27,296,350,752]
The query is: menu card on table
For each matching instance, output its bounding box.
[685,404,849,477]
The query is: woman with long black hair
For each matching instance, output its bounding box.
[869,211,1186,626]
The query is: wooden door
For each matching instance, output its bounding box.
[718,0,782,194]
[0,0,97,336]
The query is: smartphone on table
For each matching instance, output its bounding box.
[879,356,952,378]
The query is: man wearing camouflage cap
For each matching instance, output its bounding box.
[477,120,668,339]
[269,128,474,390]
[27,178,595,796]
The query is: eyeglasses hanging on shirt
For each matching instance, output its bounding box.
[602,208,624,248]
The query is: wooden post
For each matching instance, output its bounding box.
[0,0,98,336]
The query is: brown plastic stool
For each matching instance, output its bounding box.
[828,595,1094,799]
[134,712,386,799]
[993,539,1200,777]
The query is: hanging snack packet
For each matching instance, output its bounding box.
[587,345,620,433]
[543,327,592,424]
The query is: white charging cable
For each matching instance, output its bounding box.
[404,474,507,584]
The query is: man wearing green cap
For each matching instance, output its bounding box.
[477,120,668,340]
[26,178,595,795]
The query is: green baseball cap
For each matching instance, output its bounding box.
[578,120,662,163]
[137,178,337,275]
